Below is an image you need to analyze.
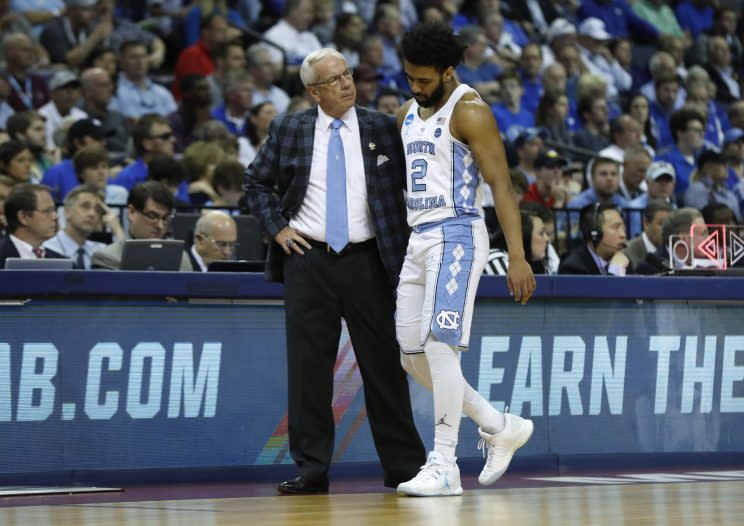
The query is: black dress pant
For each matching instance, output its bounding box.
[283,240,425,486]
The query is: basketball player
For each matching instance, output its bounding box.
[395,22,537,497]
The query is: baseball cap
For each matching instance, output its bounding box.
[548,18,576,41]
[535,149,568,169]
[646,161,675,182]
[49,70,81,91]
[67,118,109,144]
[512,127,546,149]
[353,64,383,82]
[697,148,726,168]
[723,128,744,146]
[578,17,612,41]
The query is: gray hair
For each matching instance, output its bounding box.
[685,65,710,87]
[194,210,235,238]
[649,51,674,75]
[299,48,347,86]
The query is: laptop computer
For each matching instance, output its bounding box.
[120,239,185,271]
[4,258,74,270]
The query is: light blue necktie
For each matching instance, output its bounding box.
[326,118,349,252]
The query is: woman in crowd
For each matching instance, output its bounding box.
[0,140,33,183]
[238,102,278,167]
[484,210,552,275]
[535,91,574,152]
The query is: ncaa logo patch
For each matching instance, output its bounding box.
[404,114,414,126]
[435,310,461,330]
[434,128,442,138]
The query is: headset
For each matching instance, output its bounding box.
[582,202,626,249]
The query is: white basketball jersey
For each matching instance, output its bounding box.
[402,84,485,228]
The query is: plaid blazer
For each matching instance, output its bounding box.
[243,105,409,285]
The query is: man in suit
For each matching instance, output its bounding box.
[705,36,741,105]
[0,183,67,268]
[244,48,425,495]
[625,198,674,271]
[188,210,237,272]
[91,181,192,270]
[559,202,630,275]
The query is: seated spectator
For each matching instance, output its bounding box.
[626,93,657,152]
[247,45,291,114]
[238,102,278,167]
[330,13,366,68]
[540,18,577,68]
[521,201,561,273]
[576,18,632,99]
[640,52,685,110]
[146,154,189,206]
[111,40,177,120]
[684,66,724,149]
[456,25,502,104]
[619,144,652,203]
[183,141,225,205]
[558,203,630,275]
[631,160,678,210]
[206,160,245,210]
[88,47,118,82]
[648,73,682,150]
[556,43,583,103]
[112,114,177,192]
[704,36,741,105]
[523,149,570,209]
[691,7,742,70]
[168,75,214,152]
[518,43,543,116]
[72,144,128,205]
[3,33,49,112]
[372,5,403,79]
[188,210,238,271]
[173,13,229,100]
[624,198,674,271]
[375,89,402,116]
[40,0,105,68]
[0,183,65,267]
[262,0,322,72]
[573,95,610,152]
[656,106,706,198]
[0,140,32,183]
[94,0,165,70]
[684,149,742,222]
[5,111,55,183]
[207,40,246,110]
[511,128,544,184]
[702,202,737,226]
[41,117,107,202]
[91,181,192,270]
[211,71,254,137]
[723,128,744,189]
[43,185,109,269]
[38,70,87,149]
[485,210,551,276]
[491,71,534,140]
[510,169,529,203]
[0,174,13,235]
[635,207,706,274]
[481,11,521,69]
[577,0,659,41]
[79,68,130,153]
[535,75,574,151]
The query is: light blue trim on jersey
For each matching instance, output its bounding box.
[431,221,475,347]
[452,141,481,217]
[412,215,478,234]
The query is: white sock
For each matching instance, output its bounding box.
[423,339,464,462]
[401,350,505,435]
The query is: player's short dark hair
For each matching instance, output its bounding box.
[401,21,465,70]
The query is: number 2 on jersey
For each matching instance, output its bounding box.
[411,159,428,192]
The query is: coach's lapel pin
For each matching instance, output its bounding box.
[369,142,376,151]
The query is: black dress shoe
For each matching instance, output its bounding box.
[277,475,329,495]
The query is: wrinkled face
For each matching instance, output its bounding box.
[194,220,238,266]
[592,161,620,197]
[21,190,57,241]
[128,198,172,239]
[6,148,32,182]
[644,209,672,248]
[405,62,449,109]
[530,216,550,262]
[80,161,109,190]
[623,157,651,190]
[306,55,356,117]
[66,192,103,235]
[647,174,675,198]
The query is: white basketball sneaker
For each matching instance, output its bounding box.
[397,451,463,497]
[477,413,534,486]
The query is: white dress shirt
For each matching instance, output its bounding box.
[290,106,374,244]
[10,234,39,259]
[43,230,105,269]
[190,244,207,272]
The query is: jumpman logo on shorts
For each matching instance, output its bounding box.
[435,415,452,427]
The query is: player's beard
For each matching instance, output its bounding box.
[415,77,446,108]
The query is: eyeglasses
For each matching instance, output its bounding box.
[149,132,174,141]
[33,206,57,216]
[138,209,175,223]
[307,68,353,88]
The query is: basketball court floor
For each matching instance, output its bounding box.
[0,465,741,525]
